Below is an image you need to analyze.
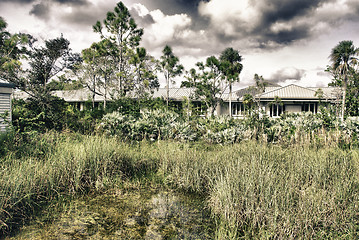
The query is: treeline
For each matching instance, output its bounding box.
[1,1,359,135]
[0,1,244,133]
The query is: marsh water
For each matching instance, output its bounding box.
[6,187,215,239]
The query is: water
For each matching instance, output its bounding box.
[6,188,215,239]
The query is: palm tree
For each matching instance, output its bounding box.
[329,40,359,120]
[160,45,184,106]
[220,48,243,117]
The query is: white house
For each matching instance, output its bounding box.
[13,84,340,118]
[221,84,339,118]
[0,82,14,131]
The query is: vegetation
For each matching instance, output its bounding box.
[160,45,184,106]
[220,47,243,117]
[329,40,359,119]
[2,1,359,238]
[1,129,359,238]
[93,1,144,97]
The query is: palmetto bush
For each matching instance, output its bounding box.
[99,109,359,146]
[100,109,182,141]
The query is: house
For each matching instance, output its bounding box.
[0,82,15,131]
[226,84,339,118]
[13,84,340,118]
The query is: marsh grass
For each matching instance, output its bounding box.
[0,132,158,235]
[157,141,359,239]
[1,132,359,238]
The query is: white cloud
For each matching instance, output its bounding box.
[198,0,260,35]
[132,3,150,17]
[131,4,192,48]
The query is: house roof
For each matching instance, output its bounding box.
[12,85,339,103]
[53,89,105,102]
[151,88,195,100]
[0,82,15,88]
[256,84,338,100]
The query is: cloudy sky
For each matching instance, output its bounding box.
[1,0,359,89]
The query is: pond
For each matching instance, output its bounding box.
[6,187,215,239]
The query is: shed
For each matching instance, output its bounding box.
[0,82,15,131]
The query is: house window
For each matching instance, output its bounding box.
[193,102,207,116]
[270,104,285,117]
[302,103,318,113]
[232,103,245,116]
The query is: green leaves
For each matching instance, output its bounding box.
[219,47,243,83]
[92,1,144,96]
[329,40,359,119]
[160,45,184,105]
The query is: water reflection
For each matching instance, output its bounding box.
[8,189,214,239]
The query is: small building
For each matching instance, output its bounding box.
[0,82,15,131]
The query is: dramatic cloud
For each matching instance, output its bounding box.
[29,2,50,19]
[267,67,306,84]
[1,0,357,88]
[0,0,88,4]
[131,4,194,51]
[198,0,359,49]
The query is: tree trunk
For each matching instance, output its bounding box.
[229,82,232,117]
[92,75,96,110]
[341,77,347,121]
[166,73,169,107]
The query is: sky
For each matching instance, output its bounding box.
[1,0,359,90]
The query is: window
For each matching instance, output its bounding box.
[270,104,285,117]
[193,102,207,116]
[302,103,318,113]
[232,103,245,116]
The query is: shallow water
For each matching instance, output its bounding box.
[6,188,215,239]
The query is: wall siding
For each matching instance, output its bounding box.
[0,93,11,132]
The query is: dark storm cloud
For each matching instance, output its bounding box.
[263,26,310,45]
[55,0,88,5]
[29,2,50,19]
[146,0,204,15]
[0,0,34,3]
[267,67,305,84]
[251,0,329,47]
[261,0,323,23]
[58,2,115,27]
[0,0,88,4]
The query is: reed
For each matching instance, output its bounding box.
[157,141,359,239]
[0,132,158,234]
[1,132,359,238]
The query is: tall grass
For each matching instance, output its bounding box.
[1,132,359,238]
[157,141,359,239]
[0,132,158,235]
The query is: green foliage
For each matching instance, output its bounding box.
[160,45,184,105]
[47,74,83,90]
[329,40,359,119]
[100,109,181,141]
[219,47,243,84]
[0,132,158,234]
[11,99,97,134]
[181,56,224,116]
[2,130,359,237]
[99,108,359,147]
[0,17,29,83]
[158,141,359,238]
[92,1,144,96]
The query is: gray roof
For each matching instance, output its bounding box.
[256,84,338,100]
[53,89,105,102]
[12,85,339,103]
[0,82,15,88]
[151,88,195,100]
